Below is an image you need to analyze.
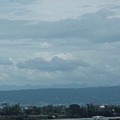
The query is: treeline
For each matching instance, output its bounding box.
[1,103,120,120]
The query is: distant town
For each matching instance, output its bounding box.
[0,103,120,120]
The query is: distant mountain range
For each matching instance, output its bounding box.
[0,86,120,106]
[0,83,89,91]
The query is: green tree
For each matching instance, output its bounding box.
[69,104,80,118]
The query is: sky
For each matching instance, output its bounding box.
[0,0,120,87]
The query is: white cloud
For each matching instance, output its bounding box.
[54,53,77,60]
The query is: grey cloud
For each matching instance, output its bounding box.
[9,0,36,4]
[17,56,89,71]
[0,0,31,18]
[45,63,120,87]
[79,5,90,8]
[110,6,120,9]
[0,0,35,5]
[0,9,119,43]
[3,56,120,87]
[0,58,13,65]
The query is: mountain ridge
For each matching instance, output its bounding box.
[0,86,120,105]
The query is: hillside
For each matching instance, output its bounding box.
[0,86,120,105]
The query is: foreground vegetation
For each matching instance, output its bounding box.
[0,103,120,120]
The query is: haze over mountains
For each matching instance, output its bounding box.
[0,83,90,91]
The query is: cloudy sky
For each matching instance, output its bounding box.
[0,0,120,87]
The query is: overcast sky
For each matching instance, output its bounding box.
[0,0,120,87]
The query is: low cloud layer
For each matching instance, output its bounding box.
[17,56,89,72]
